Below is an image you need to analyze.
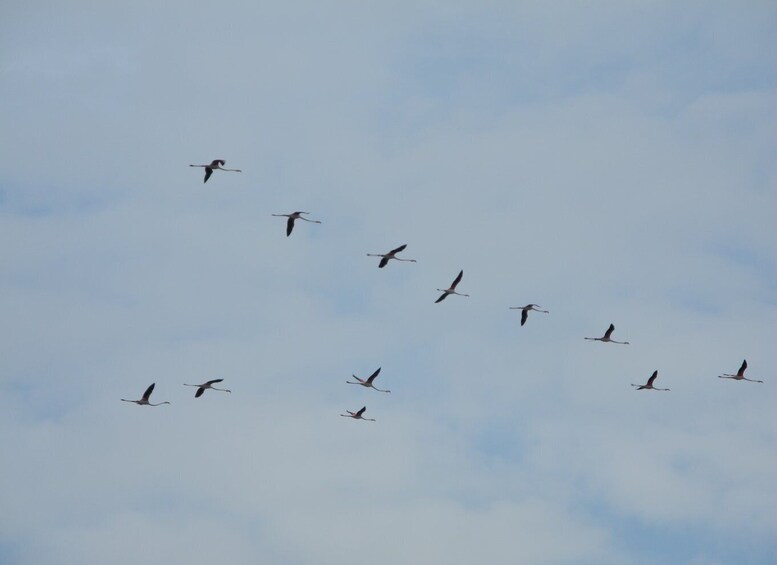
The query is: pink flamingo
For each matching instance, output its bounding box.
[585,323,629,344]
[271,211,321,236]
[346,367,390,393]
[121,383,171,406]
[718,360,763,383]
[189,159,242,183]
[632,370,669,391]
[183,379,232,398]
[509,304,549,326]
[340,406,376,421]
[367,244,417,268]
[435,270,469,303]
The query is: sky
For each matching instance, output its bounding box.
[1,1,775,563]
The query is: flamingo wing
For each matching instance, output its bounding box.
[203,167,213,183]
[355,406,367,417]
[142,383,156,401]
[379,256,389,268]
[366,367,381,383]
[195,387,206,398]
[451,270,464,289]
[646,371,658,387]
[435,292,448,303]
[604,323,615,339]
[521,309,528,326]
[738,360,747,376]
[205,379,224,386]
[389,244,407,255]
[286,217,295,236]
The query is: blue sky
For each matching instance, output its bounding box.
[1,2,775,564]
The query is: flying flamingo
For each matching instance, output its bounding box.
[183,378,232,398]
[367,244,417,268]
[509,304,549,326]
[632,370,669,391]
[435,270,469,303]
[584,323,629,344]
[189,159,242,183]
[340,406,376,421]
[121,383,171,406]
[718,360,763,383]
[346,367,390,393]
[271,211,321,236]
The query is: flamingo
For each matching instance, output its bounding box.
[271,211,321,236]
[189,159,242,183]
[632,370,669,391]
[121,383,171,406]
[435,270,469,303]
[718,360,763,383]
[347,367,390,393]
[367,244,417,268]
[584,323,629,344]
[183,379,232,398]
[340,406,376,421]
[509,304,549,326]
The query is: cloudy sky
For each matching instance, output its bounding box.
[1,1,775,563]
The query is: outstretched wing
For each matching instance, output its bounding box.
[205,379,224,386]
[738,360,747,376]
[435,292,448,303]
[142,383,156,401]
[356,406,366,417]
[379,257,389,268]
[604,323,615,339]
[195,387,205,398]
[204,167,213,183]
[389,244,407,255]
[646,370,658,387]
[366,367,382,383]
[521,309,528,326]
[451,270,464,289]
[286,217,295,236]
